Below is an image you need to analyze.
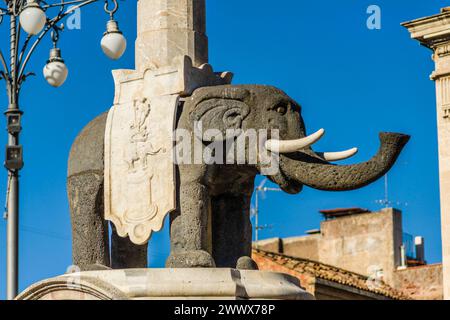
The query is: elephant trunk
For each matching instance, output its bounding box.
[279,132,410,191]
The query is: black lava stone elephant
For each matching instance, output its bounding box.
[67,85,409,270]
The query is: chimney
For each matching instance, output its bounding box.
[399,244,407,269]
[415,236,425,263]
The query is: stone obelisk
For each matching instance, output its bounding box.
[403,8,450,299]
[135,0,208,70]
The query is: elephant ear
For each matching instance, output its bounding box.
[190,86,251,142]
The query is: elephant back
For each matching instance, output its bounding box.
[68,112,108,178]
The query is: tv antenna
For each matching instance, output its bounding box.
[375,173,408,209]
[252,178,280,248]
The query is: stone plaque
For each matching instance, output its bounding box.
[104,94,178,245]
[104,56,232,245]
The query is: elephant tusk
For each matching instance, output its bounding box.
[265,128,325,153]
[317,147,358,161]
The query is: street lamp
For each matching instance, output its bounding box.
[0,0,126,300]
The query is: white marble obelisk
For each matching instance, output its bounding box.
[135,0,208,70]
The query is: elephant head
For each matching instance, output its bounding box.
[185,84,410,194]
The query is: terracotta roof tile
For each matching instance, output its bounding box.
[254,249,410,300]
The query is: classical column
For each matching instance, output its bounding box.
[136,0,208,71]
[403,8,450,299]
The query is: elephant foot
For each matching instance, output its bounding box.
[166,250,216,268]
[236,256,259,270]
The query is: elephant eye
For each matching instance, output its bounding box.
[276,105,287,114]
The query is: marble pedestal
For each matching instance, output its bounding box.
[16,268,314,300]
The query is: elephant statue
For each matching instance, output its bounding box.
[67,85,409,271]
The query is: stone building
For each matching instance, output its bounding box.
[254,208,443,300]
[403,7,450,299]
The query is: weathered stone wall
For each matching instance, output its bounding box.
[393,264,443,300]
[318,208,402,286]
[255,236,320,261]
[254,238,282,253]
[282,235,320,261]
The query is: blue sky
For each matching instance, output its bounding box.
[0,1,447,298]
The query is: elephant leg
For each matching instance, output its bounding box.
[211,192,257,270]
[166,174,215,268]
[68,172,110,270]
[68,112,110,270]
[111,224,148,269]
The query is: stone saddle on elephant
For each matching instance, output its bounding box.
[67,85,409,271]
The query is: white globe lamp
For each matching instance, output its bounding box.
[43,48,68,87]
[19,0,46,35]
[101,20,126,60]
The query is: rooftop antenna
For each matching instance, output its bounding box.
[252,178,281,248]
[384,173,389,208]
[375,173,408,209]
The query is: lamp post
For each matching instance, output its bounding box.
[0,0,126,300]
